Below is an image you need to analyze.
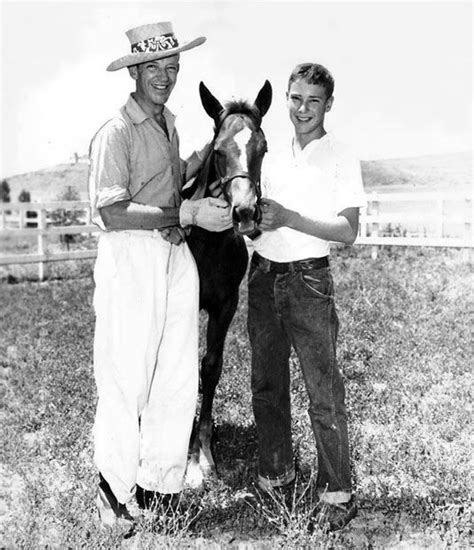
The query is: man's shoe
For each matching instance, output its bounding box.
[97,473,136,538]
[309,495,357,532]
[136,485,156,510]
[136,485,180,515]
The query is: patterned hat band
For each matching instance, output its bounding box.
[131,33,179,54]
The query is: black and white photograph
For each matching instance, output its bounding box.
[1,0,472,548]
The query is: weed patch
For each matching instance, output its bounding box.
[0,247,472,548]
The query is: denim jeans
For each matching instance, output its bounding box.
[247,254,352,500]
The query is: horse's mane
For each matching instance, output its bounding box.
[219,100,262,129]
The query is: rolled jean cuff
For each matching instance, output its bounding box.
[258,466,296,491]
[318,490,352,504]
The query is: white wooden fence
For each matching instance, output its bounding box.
[359,191,473,258]
[0,201,98,280]
[1,192,473,279]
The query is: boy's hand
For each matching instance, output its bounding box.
[208,179,224,199]
[259,198,292,230]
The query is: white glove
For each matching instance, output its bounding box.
[179,198,233,232]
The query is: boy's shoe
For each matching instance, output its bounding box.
[309,495,358,532]
[136,485,180,515]
[97,473,136,538]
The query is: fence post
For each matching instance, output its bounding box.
[19,207,26,229]
[85,204,92,226]
[371,195,379,260]
[37,208,47,281]
[359,205,367,239]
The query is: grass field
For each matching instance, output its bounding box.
[0,245,472,549]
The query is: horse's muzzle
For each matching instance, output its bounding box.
[232,205,260,235]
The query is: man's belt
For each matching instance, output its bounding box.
[252,251,329,274]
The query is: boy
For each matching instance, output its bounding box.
[248,63,365,531]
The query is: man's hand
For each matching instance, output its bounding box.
[259,198,292,230]
[180,197,232,232]
[159,226,187,245]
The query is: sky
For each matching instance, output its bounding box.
[0,0,472,178]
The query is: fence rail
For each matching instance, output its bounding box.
[0,201,98,279]
[1,192,473,279]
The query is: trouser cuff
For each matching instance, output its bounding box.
[258,466,296,492]
[318,489,352,504]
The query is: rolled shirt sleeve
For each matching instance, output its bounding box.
[88,119,132,230]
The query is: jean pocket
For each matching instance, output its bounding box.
[299,268,333,299]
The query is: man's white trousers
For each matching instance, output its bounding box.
[92,230,199,504]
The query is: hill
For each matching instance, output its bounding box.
[3,151,472,203]
[360,151,472,193]
[4,162,90,203]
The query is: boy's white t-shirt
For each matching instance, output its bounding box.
[253,132,366,262]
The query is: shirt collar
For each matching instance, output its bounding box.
[125,94,176,128]
[292,131,334,157]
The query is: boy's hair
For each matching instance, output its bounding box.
[288,63,335,98]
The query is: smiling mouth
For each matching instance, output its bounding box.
[152,84,169,92]
[296,116,312,122]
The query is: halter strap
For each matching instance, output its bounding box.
[219,171,262,202]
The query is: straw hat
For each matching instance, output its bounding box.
[107,21,206,71]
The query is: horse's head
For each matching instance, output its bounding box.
[199,80,272,235]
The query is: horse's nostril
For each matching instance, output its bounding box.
[234,207,255,224]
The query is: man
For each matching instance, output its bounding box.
[248,63,366,531]
[88,21,232,531]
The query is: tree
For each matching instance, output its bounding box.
[17,189,36,227]
[18,189,31,202]
[1,179,10,203]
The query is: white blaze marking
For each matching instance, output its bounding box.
[234,127,252,169]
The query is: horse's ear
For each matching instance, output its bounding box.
[199,81,224,122]
[254,80,272,117]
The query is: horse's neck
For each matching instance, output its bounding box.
[188,153,215,201]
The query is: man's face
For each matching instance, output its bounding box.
[286,79,333,141]
[130,55,180,108]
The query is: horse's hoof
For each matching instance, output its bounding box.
[199,450,217,477]
[185,460,204,489]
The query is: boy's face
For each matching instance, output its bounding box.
[286,79,333,141]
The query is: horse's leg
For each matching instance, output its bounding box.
[186,296,238,487]
[198,295,239,477]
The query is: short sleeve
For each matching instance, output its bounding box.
[334,147,366,214]
[88,119,131,230]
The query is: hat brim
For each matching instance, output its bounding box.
[106,36,206,71]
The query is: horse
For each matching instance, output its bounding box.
[183,80,272,485]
